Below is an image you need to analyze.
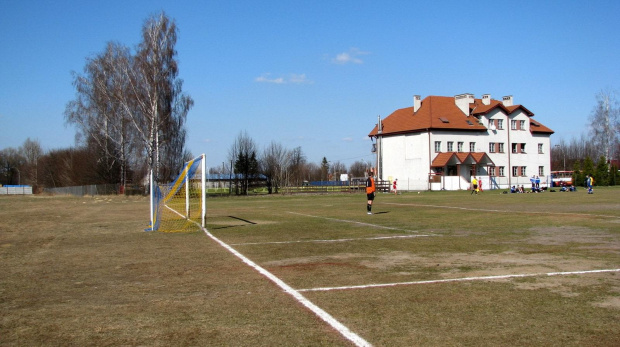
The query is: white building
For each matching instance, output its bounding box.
[368,93,554,191]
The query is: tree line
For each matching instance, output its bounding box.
[215,131,370,195]
[0,135,371,194]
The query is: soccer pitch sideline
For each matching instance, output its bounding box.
[1,188,619,346]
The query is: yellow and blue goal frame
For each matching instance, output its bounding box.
[147,154,206,232]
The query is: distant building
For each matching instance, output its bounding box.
[368,93,554,191]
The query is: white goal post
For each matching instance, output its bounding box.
[147,154,206,232]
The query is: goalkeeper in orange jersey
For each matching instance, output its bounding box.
[366,168,376,214]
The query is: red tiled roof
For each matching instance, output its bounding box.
[529,119,554,134]
[431,152,457,167]
[431,152,495,167]
[369,95,554,136]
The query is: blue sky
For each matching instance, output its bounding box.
[1,0,619,168]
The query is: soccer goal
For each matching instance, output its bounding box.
[147,154,206,232]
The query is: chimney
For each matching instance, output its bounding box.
[482,94,491,105]
[413,95,421,113]
[502,95,513,107]
[454,93,474,115]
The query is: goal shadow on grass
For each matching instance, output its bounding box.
[209,215,257,230]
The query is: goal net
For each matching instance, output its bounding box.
[147,154,206,232]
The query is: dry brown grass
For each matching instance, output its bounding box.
[0,195,349,346]
[2,187,620,346]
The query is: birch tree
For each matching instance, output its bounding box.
[129,12,194,181]
[589,89,620,163]
[66,12,193,187]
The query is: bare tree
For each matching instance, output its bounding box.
[66,42,132,187]
[330,160,346,180]
[589,89,620,163]
[303,162,322,182]
[349,160,368,178]
[261,141,289,194]
[19,138,43,186]
[126,12,193,182]
[66,12,193,188]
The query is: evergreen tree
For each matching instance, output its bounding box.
[321,157,329,181]
[594,156,609,186]
[610,164,618,186]
[582,156,595,187]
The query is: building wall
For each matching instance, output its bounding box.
[379,108,551,191]
[381,132,430,191]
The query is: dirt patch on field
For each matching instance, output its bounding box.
[263,253,364,268]
[359,250,606,275]
[526,225,619,249]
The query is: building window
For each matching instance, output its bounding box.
[457,142,464,152]
[489,166,496,176]
[512,166,518,176]
[435,141,441,153]
[538,143,543,154]
[499,166,505,177]
[447,141,453,152]
[519,120,525,130]
[511,120,517,130]
[489,142,496,153]
[520,166,527,176]
[469,142,475,152]
[512,143,526,153]
[497,119,503,130]
[539,166,544,176]
[498,143,504,153]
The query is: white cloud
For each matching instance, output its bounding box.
[289,73,310,84]
[255,73,285,84]
[331,48,370,65]
[255,73,312,84]
[342,137,354,142]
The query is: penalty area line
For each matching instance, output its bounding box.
[383,202,620,219]
[231,234,435,246]
[199,225,372,347]
[287,211,424,233]
[298,269,620,292]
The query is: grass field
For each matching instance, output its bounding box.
[1,187,620,346]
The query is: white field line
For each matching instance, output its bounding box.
[230,234,434,246]
[287,211,425,233]
[164,204,186,218]
[297,269,620,292]
[198,225,372,347]
[384,202,620,219]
